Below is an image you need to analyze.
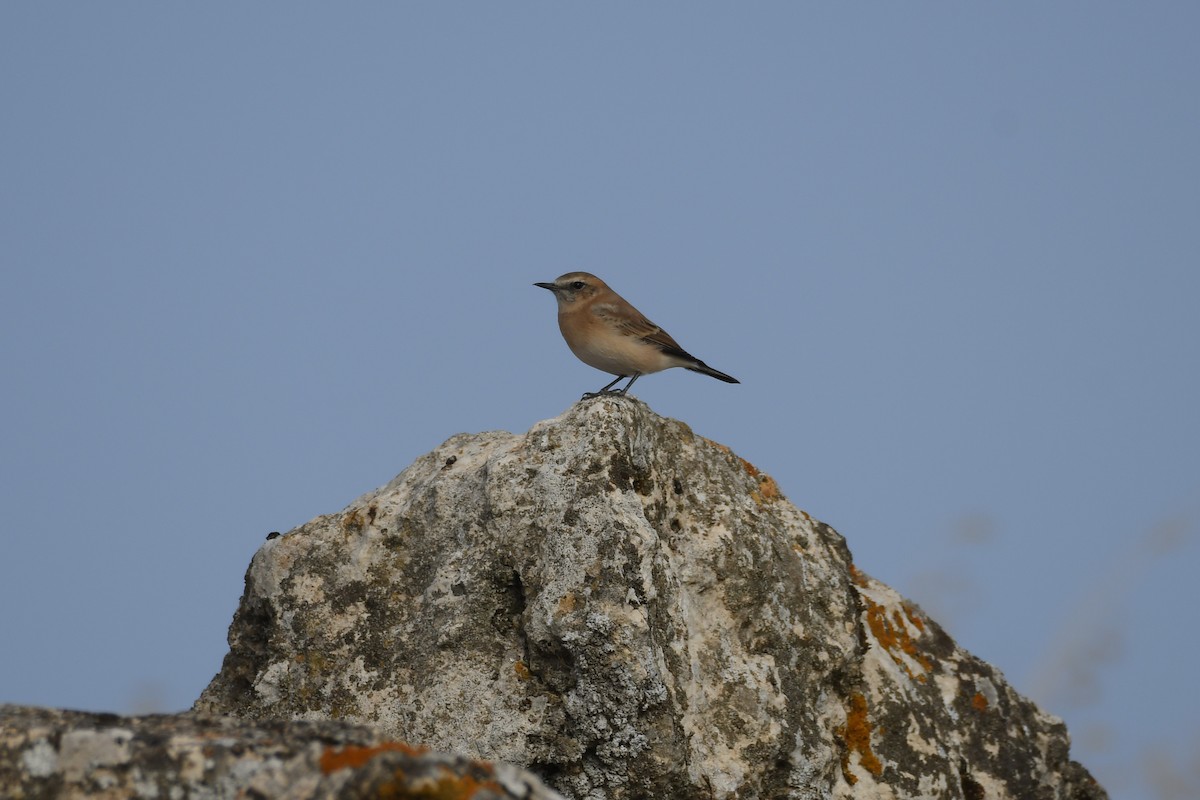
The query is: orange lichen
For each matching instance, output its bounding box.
[862,595,933,681]
[319,742,429,773]
[751,474,782,505]
[557,592,579,613]
[837,692,883,784]
[848,564,870,588]
[323,744,511,798]
[513,660,531,681]
[372,770,506,800]
[971,692,989,711]
[702,438,732,455]
[739,458,783,504]
[902,602,926,632]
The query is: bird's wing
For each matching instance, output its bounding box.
[594,300,697,361]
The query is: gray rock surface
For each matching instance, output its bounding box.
[0,704,564,799]
[193,397,1105,800]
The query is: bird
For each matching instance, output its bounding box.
[534,271,739,399]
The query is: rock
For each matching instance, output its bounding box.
[193,397,1105,800]
[0,704,564,799]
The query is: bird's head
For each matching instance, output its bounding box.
[534,272,606,306]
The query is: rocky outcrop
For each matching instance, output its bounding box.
[0,705,563,799]
[193,398,1106,800]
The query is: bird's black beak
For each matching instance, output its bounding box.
[534,282,557,291]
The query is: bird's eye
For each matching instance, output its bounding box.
[570,281,585,290]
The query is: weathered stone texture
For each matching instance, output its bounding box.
[192,397,1105,800]
[0,705,563,799]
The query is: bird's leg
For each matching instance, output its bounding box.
[581,375,628,400]
[614,374,641,395]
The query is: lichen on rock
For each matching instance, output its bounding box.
[0,705,563,799]
[191,397,1105,800]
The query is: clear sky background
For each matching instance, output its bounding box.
[2,5,1197,798]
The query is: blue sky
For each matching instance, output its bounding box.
[2,5,1197,798]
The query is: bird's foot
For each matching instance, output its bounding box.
[580,389,629,401]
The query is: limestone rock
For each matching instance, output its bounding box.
[0,704,564,799]
[196,398,1106,800]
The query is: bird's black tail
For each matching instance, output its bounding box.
[687,362,739,384]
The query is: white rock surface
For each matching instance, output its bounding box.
[0,705,564,799]
[196,397,1105,800]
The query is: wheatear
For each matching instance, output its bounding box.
[534,272,739,399]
